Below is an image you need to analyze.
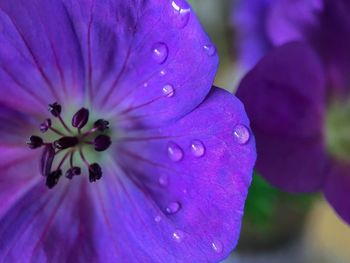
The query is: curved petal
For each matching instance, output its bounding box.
[323,160,350,225]
[60,0,218,126]
[0,0,85,114]
[236,42,327,192]
[108,88,256,262]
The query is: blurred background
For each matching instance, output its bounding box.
[187,0,350,262]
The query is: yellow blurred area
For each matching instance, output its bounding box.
[305,199,350,263]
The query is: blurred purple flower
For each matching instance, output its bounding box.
[0,0,256,261]
[235,0,350,224]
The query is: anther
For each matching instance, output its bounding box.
[41,144,55,177]
[48,102,62,117]
[72,108,89,129]
[65,167,81,179]
[94,119,110,131]
[93,135,112,152]
[54,136,79,150]
[40,119,52,133]
[89,163,102,182]
[46,169,62,189]
[27,135,44,149]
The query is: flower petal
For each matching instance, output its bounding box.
[109,87,256,261]
[236,42,327,192]
[60,0,218,126]
[0,180,115,262]
[0,0,85,113]
[0,104,38,144]
[323,160,350,225]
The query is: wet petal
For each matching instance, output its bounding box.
[236,42,327,192]
[111,88,256,261]
[59,0,218,126]
[323,160,350,224]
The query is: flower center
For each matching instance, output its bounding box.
[325,101,350,161]
[27,103,111,189]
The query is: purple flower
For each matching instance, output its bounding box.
[237,41,350,224]
[0,0,256,262]
[234,0,350,224]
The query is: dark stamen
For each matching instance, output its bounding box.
[41,144,55,177]
[89,163,102,182]
[27,135,44,149]
[54,137,79,150]
[65,167,81,179]
[29,103,111,188]
[40,119,52,133]
[46,169,62,189]
[48,102,62,117]
[93,135,112,152]
[94,119,110,131]
[72,108,89,129]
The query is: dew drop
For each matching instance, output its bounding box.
[171,0,191,28]
[167,142,183,162]
[162,84,175,98]
[190,140,205,157]
[160,69,167,76]
[166,202,181,214]
[203,44,216,56]
[233,124,250,145]
[211,240,223,253]
[152,42,169,64]
[159,175,168,187]
[154,215,162,223]
[172,230,184,242]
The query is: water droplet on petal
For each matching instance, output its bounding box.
[154,215,162,223]
[159,175,168,187]
[171,0,191,28]
[143,82,148,88]
[172,230,184,242]
[166,202,181,214]
[167,142,183,162]
[160,69,167,76]
[162,84,175,97]
[152,42,169,64]
[203,44,216,56]
[212,240,223,253]
[233,124,250,145]
[190,140,205,157]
